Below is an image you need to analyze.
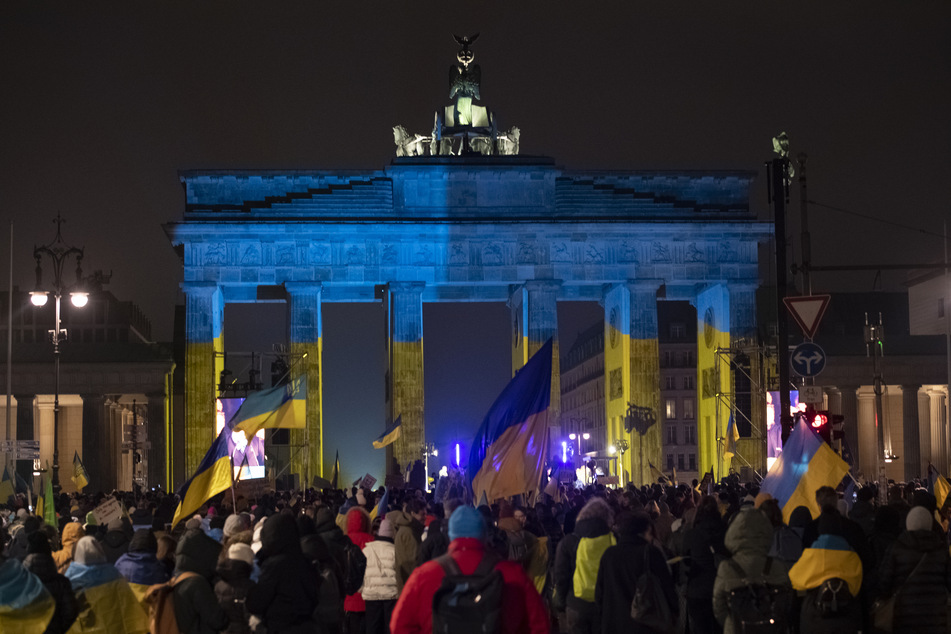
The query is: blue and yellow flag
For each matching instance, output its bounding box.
[0,467,14,503]
[760,419,850,523]
[373,416,402,449]
[172,428,232,528]
[929,464,951,514]
[724,413,740,460]
[648,461,669,484]
[369,486,389,521]
[71,451,89,491]
[231,375,306,438]
[469,339,552,503]
[789,534,862,596]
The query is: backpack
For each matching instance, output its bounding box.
[505,529,529,566]
[143,571,199,634]
[431,552,504,634]
[630,545,674,633]
[726,558,793,634]
[814,577,852,618]
[572,533,616,602]
[342,539,368,596]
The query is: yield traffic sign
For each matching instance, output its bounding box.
[784,294,831,340]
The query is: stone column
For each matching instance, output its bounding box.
[902,385,922,481]
[604,281,661,486]
[14,394,34,487]
[695,284,731,480]
[35,397,54,477]
[919,390,931,477]
[81,394,106,492]
[286,282,323,486]
[510,281,562,446]
[837,386,860,470]
[857,389,878,481]
[181,282,224,474]
[146,391,167,490]
[929,387,949,473]
[386,282,425,474]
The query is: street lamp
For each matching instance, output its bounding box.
[568,432,590,483]
[612,438,629,488]
[31,215,86,493]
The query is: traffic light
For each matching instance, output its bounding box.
[805,408,832,445]
[830,414,845,442]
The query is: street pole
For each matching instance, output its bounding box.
[52,291,62,493]
[771,157,793,445]
[865,313,888,505]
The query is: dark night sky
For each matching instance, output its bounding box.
[2,2,949,484]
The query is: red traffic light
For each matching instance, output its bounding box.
[810,413,828,429]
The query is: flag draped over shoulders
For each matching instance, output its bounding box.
[468,338,553,503]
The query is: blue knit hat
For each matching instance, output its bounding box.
[449,506,485,541]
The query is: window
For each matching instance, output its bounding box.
[683,399,695,420]
[678,454,685,471]
[665,376,676,390]
[684,425,695,445]
[670,322,686,339]
[689,454,696,470]
[662,351,673,367]
[683,375,695,390]
[665,398,677,420]
[667,454,674,470]
[667,426,678,445]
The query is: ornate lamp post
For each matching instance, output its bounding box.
[31,216,87,493]
[610,438,629,488]
[421,442,438,492]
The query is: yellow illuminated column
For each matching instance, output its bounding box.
[604,282,661,486]
[510,281,561,447]
[182,282,223,475]
[696,285,731,479]
[386,282,425,473]
[287,282,323,486]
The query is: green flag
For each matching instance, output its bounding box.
[42,472,56,527]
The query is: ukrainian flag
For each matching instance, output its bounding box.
[373,416,402,449]
[789,533,862,596]
[369,486,389,521]
[0,467,14,504]
[723,413,739,461]
[469,338,552,503]
[760,419,850,523]
[231,375,306,438]
[72,450,89,491]
[0,559,55,632]
[172,427,232,528]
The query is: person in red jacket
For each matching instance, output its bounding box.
[390,505,549,634]
[345,506,374,634]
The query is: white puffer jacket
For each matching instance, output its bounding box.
[361,538,399,601]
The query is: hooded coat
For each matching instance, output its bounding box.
[877,529,951,634]
[246,513,319,633]
[215,557,256,634]
[24,541,79,634]
[172,529,229,634]
[115,529,169,592]
[0,558,57,633]
[712,507,792,634]
[386,509,424,592]
[344,507,374,613]
[552,515,612,612]
[313,506,351,574]
[65,536,149,633]
[53,522,85,574]
[100,517,132,565]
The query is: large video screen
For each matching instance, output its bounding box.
[765,390,803,465]
[216,398,266,480]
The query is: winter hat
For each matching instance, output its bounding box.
[448,506,485,541]
[185,516,202,530]
[84,511,97,527]
[228,542,255,566]
[16,508,27,521]
[906,506,933,532]
[129,529,158,554]
[224,514,246,537]
[73,536,107,565]
[378,518,394,538]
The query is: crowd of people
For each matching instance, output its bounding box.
[1,472,951,633]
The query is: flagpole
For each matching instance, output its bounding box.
[228,453,237,510]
